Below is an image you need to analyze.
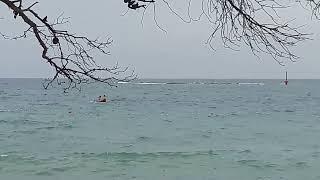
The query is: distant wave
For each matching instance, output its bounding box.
[118,81,242,85]
[134,82,167,85]
[117,81,129,84]
[237,82,265,86]
[165,82,186,85]
[0,151,217,163]
[70,148,255,160]
[118,81,264,86]
[29,102,60,106]
[72,150,217,159]
[0,109,10,112]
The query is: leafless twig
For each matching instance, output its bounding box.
[126,0,310,64]
[1,0,136,91]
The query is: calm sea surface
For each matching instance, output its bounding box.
[1,78,320,180]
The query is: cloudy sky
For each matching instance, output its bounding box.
[0,0,320,79]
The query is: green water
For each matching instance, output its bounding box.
[1,79,320,179]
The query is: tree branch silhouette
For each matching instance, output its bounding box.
[306,0,320,18]
[128,0,312,65]
[0,0,136,91]
[1,0,319,90]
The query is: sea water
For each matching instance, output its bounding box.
[1,78,320,180]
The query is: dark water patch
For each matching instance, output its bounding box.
[282,149,294,152]
[237,159,259,164]
[0,154,50,166]
[15,130,37,135]
[296,97,311,102]
[255,132,265,135]
[91,167,114,173]
[208,106,217,109]
[215,112,241,118]
[20,119,43,125]
[0,107,38,114]
[237,159,270,169]
[35,124,73,131]
[108,97,127,102]
[120,144,134,148]
[238,149,252,154]
[158,164,180,168]
[50,166,76,173]
[0,96,12,100]
[311,151,320,158]
[8,93,22,97]
[264,163,278,168]
[0,119,9,123]
[2,119,44,127]
[163,119,173,123]
[247,164,263,169]
[29,102,61,106]
[201,134,211,138]
[272,109,281,112]
[72,150,218,161]
[61,124,73,129]
[201,130,214,138]
[229,112,239,116]
[275,168,285,172]
[137,136,152,142]
[284,109,296,113]
[35,171,54,176]
[295,161,308,168]
[36,126,56,130]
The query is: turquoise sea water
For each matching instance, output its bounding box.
[1,78,320,179]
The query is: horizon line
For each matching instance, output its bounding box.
[1,77,320,80]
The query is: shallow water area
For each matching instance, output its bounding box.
[1,78,320,179]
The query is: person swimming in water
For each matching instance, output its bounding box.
[100,95,107,102]
[96,95,107,102]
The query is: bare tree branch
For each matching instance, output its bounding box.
[124,0,155,10]
[127,0,311,64]
[303,0,320,18]
[1,0,319,90]
[1,0,136,91]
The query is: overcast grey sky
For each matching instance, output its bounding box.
[1,0,320,79]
